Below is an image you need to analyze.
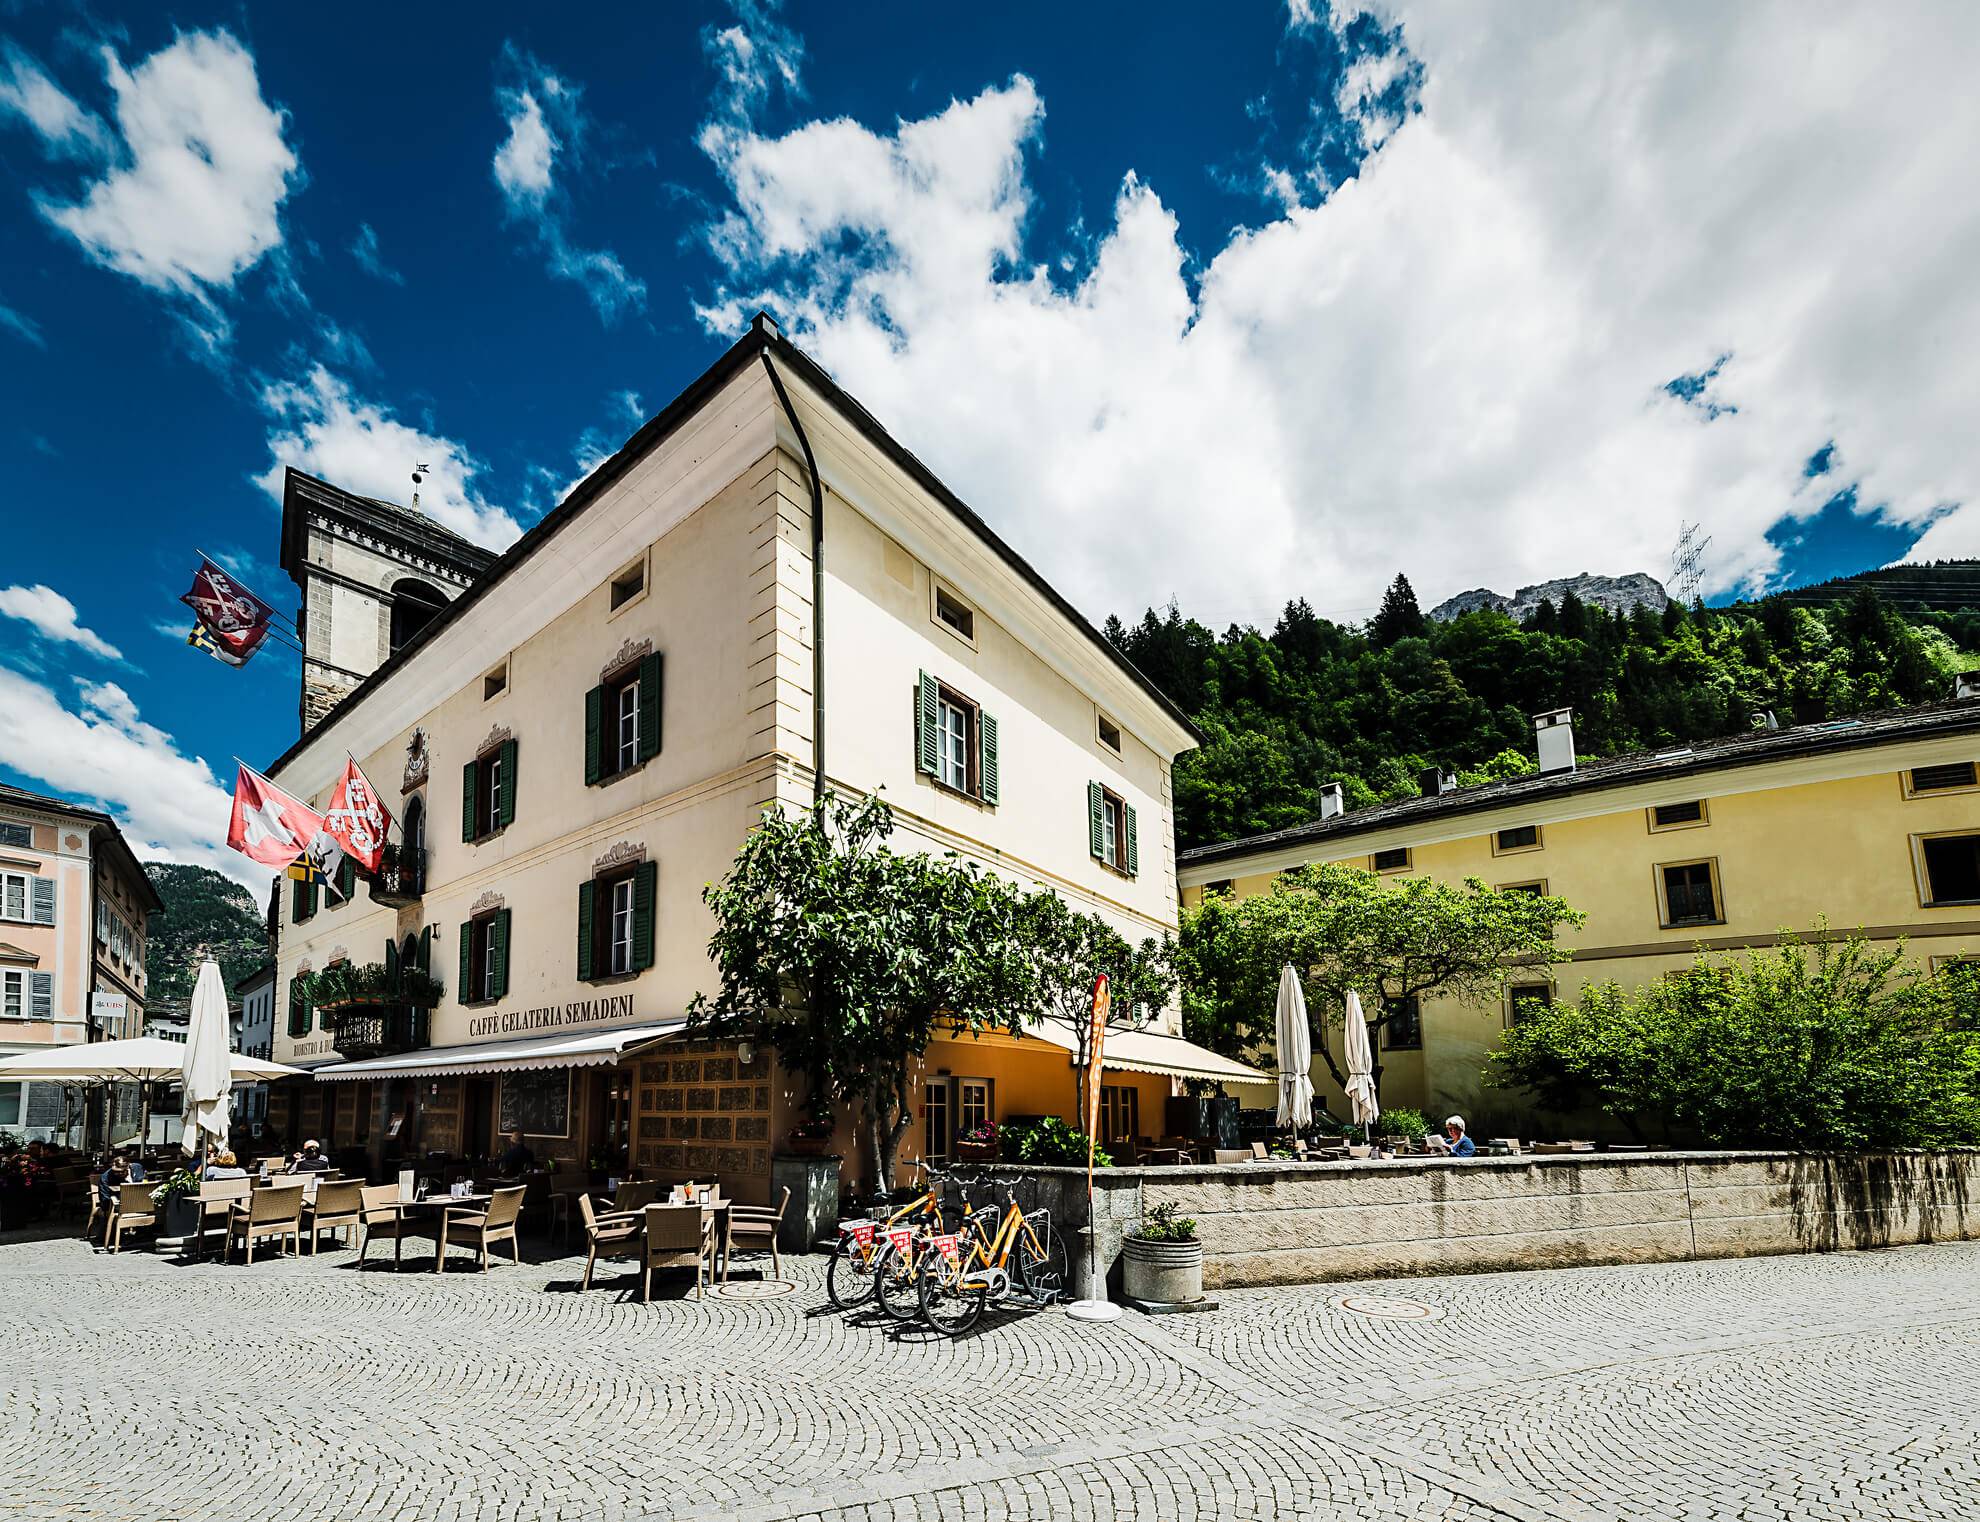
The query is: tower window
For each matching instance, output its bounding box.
[389,579,447,653]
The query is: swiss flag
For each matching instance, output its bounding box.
[321,756,391,874]
[227,764,323,869]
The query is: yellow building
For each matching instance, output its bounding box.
[264,315,1257,1197]
[1177,692,1980,1131]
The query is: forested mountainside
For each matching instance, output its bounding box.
[143,862,269,1016]
[1756,559,1980,613]
[1105,576,1980,853]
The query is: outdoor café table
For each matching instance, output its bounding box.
[385,1192,492,1269]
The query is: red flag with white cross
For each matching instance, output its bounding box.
[227,764,322,869]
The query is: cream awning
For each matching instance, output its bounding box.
[1024,1019,1270,1085]
[310,1019,689,1081]
[0,1035,304,1084]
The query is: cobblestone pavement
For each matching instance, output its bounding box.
[3,1224,1977,1521]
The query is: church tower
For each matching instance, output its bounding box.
[278,467,498,734]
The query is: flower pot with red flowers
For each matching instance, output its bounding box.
[779,1116,836,1158]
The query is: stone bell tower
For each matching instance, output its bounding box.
[277,467,498,734]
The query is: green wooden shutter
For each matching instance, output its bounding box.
[385,937,400,986]
[288,984,306,1037]
[319,989,333,1031]
[417,925,431,974]
[584,685,603,784]
[498,738,518,828]
[490,908,511,1000]
[632,860,657,971]
[1124,803,1139,876]
[458,921,473,1001]
[637,652,664,762]
[337,857,356,900]
[461,758,478,842]
[576,879,596,981]
[291,877,306,922]
[978,711,999,805]
[1087,781,1105,858]
[916,671,940,775]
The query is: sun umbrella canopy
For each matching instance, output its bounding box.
[181,959,234,1155]
[1341,989,1381,1129]
[0,1036,302,1084]
[1274,964,1315,1130]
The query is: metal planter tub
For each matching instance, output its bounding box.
[1121,1234,1204,1307]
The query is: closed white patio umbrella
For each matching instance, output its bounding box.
[180,958,233,1158]
[1274,964,1315,1131]
[1341,989,1380,1137]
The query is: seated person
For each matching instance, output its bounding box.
[1443,1115,1477,1158]
[495,1128,536,1177]
[202,1148,248,1181]
[97,1152,132,1207]
[287,1139,333,1174]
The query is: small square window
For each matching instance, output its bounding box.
[1920,834,1980,907]
[0,821,29,849]
[934,585,975,642]
[1495,824,1541,853]
[609,559,646,611]
[1384,997,1422,1050]
[1372,847,1411,873]
[1499,880,1547,898]
[483,661,508,701]
[1096,714,1123,754]
[1660,860,1721,927]
[1508,985,1553,1024]
[1910,762,1978,795]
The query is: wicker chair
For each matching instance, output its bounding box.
[612,1181,660,1213]
[355,1184,414,1269]
[545,1174,588,1247]
[229,1181,304,1263]
[723,1187,791,1280]
[641,1203,716,1301]
[192,1178,252,1260]
[304,1180,366,1253]
[578,1193,643,1291]
[435,1186,525,1274]
[106,1180,157,1253]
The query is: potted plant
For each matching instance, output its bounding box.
[954,1122,999,1161]
[1122,1201,1203,1306]
[780,1115,837,1158]
[150,1168,202,1240]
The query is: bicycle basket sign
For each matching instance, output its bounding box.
[931,1233,959,1260]
[842,1220,875,1248]
[885,1227,914,1255]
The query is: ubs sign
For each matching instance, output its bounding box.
[467,992,638,1039]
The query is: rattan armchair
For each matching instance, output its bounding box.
[106,1180,157,1253]
[304,1179,366,1253]
[641,1203,716,1301]
[723,1187,791,1280]
[435,1185,525,1274]
[578,1192,643,1290]
[229,1181,304,1263]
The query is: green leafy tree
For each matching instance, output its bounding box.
[1179,864,1582,1098]
[1369,574,1427,645]
[688,793,1039,1192]
[1488,928,1980,1148]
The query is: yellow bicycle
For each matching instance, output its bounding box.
[825,1160,958,1310]
[916,1177,1068,1336]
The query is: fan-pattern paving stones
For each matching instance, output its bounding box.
[2,1227,1977,1521]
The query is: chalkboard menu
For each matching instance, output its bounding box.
[500,1070,571,1138]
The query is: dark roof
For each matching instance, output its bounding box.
[267,316,1197,778]
[1179,697,1980,869]
[279,469,500,593]
[0,783,165,912]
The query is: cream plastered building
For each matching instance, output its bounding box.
[264,316,1255,1198]
[0,783,158,1140]
[1177,694,1980,1135]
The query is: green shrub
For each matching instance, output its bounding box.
[999,1116,1111,1168]
[1135,1201,1198,1242]
[1379,1107,1429,1140]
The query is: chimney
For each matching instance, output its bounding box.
[1957,670,1980,702]
[1534,707,1576,774]
[1752,709,1780,732]
[1318,782,1345,820]
[1416,766,1456,798]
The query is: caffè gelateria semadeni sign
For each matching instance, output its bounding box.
[466,991,638,1039]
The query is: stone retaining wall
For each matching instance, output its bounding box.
[989,1150,1980,1290]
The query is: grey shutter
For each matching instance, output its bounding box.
[576,879,596,981]
[29,971,52,1019]
[458,922,474,1001]
[916,671,940,775]
[497,739,518,828]
[461,758,478,842]
[638,652,664,762]
[978,711,999,805]
[584,685,603,785]
[31,876,55,926]
[632,860,657,971]
[490,908,511,1000]
[1087,782,1105,858]
[1124,803,1139,876]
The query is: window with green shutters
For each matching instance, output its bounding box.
[335,856,356,902]
[586,652,663,785]
[580,859,656,980]
[458,908,511,1003]
[291,874,317,923]
[462,739,519,841]
[914,669,998,805]
[1086,781,1137,876]
[287,980,309,1038]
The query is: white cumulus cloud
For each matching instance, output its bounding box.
[0,584,123,660]
[699,1,1980,625]
[257,366,523,551]
[0,41,113,160]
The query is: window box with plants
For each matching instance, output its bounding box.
[779,1115,837,1159]
[1122,1201,1204,1308]
[954,1123,999,1161]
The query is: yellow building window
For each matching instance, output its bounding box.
[1657,858,1724,928]
[1648,799,1709,832]
[1916,833,1980,908]
[1493,824,1543,855]
[1371,847,1411,873]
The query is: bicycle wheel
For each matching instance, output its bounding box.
[874,1242,923,1320]
[1016,1218,1070,1305]
[918,1254,986,1336]
[825,1236,875,1309]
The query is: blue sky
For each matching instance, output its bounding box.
[2,2,1976,879]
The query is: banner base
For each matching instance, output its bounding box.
[1065,1298,1123,1322]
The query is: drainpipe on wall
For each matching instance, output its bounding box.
[760,342,828,808]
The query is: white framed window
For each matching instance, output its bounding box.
[616,680,641,774]
[1096,713,1123,755]
[937,694,970,793]
[1099,1084,1139,1147]
[923,1081,952,1164]
[1100,792,1122,868]
[1,872,26,923]
[609,876,635,975]
[483,751,504,837]
[2,970,21,1020]
[932,583,976,645]
[957,1078,992,1133]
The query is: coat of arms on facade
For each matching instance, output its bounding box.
[402,728,429,794]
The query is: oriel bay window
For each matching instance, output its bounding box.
[914,671,999,804]
[1087,782,1138,875]
[577,859,657,980]
[458,907,511,1004]
[585,652,664,785]
[461,738,518,842]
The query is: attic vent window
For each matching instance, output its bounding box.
[934,585,975,642]
[483,662,508,701]
[1371,847,1411,872]
[1097,714,1122,753]
[610,560,646,611]
[1911,762,1977,794]
[1653,800,1704,827]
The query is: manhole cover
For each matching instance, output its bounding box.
[1334,1293,1443,1322]
[711,1280,797,1300]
